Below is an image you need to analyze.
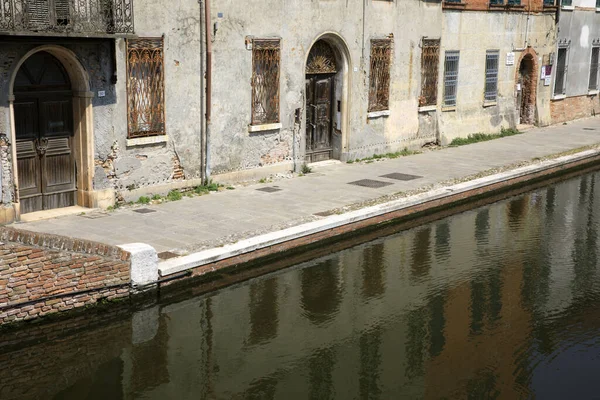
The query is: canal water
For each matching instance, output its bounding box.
[2,171,600,399]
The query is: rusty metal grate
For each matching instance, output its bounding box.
[256,187,282,193]
[0,0,134,34]
[127,37,165,139]
[368,39,393,112]
[380,173,423,181]
[252,39,281,125]
[306,40,337,74]
[420,39,440,107]
[133,208,157,214]
[348,179,394,189]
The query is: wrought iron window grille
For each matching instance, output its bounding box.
[0,0,134,35]
[126,38,166,139]
[420,39,440,107]
[484,51,499,102]
[443,51,460,107]
[368,39,393,113]
[251,39,281,126]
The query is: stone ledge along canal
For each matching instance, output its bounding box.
[2,170,600,399]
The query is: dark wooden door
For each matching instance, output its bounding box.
[14,52,76,214]
[306,74,334,163]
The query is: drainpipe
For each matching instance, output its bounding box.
[204,0,213,184]
[199,0,206,184]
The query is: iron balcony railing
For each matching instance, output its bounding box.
[0,0,134,36]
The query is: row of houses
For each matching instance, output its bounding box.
[0,0,597,222]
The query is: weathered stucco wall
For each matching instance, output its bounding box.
[551,6,600,122]
[439,11,556,143]
[209,0,442,173]
[97,0,203,195]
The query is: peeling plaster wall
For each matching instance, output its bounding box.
[439,12,557,144]
[0,0,203,208]
[99,0,202,193]
[210,0,442,172]
[555,8,600,97]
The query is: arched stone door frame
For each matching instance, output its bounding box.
[515,47,539,126]
[8,45,96,218]
[304,32,352,163]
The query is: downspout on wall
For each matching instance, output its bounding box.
[204,0,213,184]
[199,0,206,184]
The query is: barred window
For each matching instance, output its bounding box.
[443,51,460,107]
[252,39,281,125]
[420,39,440,107]
[484,50,499,102]
[554,47,568,96]
[589,47,599,91]
[126,38,166,139]
[368,39,393,112]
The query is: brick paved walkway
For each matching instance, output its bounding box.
[13,118,600,254]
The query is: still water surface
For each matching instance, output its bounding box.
[3,172,600,399]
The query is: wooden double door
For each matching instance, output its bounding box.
[14,52,76,214]
[305,74,334,163]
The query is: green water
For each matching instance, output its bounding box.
[2,171,600,399]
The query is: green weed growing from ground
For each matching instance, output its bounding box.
[449,127,522,147]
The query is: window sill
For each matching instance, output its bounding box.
[483,101,497,107]
[248,122,282,133]
[367,110,391,119]
[126,135,168,147]
[418,105,437,113]
[551,94,566,101]
[561,5,574,10]
[589,89,599,96]
[442,105,457,112]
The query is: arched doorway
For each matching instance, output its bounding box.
[518,54,536,125]
[305,36,350,163]
[13,51,76,214]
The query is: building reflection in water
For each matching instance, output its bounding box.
[3,173,600,399]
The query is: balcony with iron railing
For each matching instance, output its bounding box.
[0,0,134,37]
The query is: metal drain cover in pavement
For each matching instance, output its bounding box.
[133,208,157,214]
[348,179,394,188]
[380,172,423,181]
[256,187,282,193]
[79,212,109,219]
[158,251,180,260]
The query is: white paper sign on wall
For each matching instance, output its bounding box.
[544,77,551,86]
[98,90,106,98]
[506,52,515,66]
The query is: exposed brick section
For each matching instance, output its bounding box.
[0,227,131,326]
[551,95,600,125]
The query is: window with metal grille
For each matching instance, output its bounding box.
[489,0,503,5]
[590,47,599,91]
[420,39,440,107]
[543,0,556,5]
[443,51,460,107]
[484,51,499,102]
[562,0,572,5]
[368,39,393,112]
[597,0,600,8]
[507,0,521,5]
[251,39,281,125]
[126,38,166,139]
[554,47,568,96]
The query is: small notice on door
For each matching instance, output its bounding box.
[544,77,552,86]
[506,52,515,66]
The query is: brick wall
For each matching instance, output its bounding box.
[443,0,548,12]
[551,95,600,124]
[0,228,131,326]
